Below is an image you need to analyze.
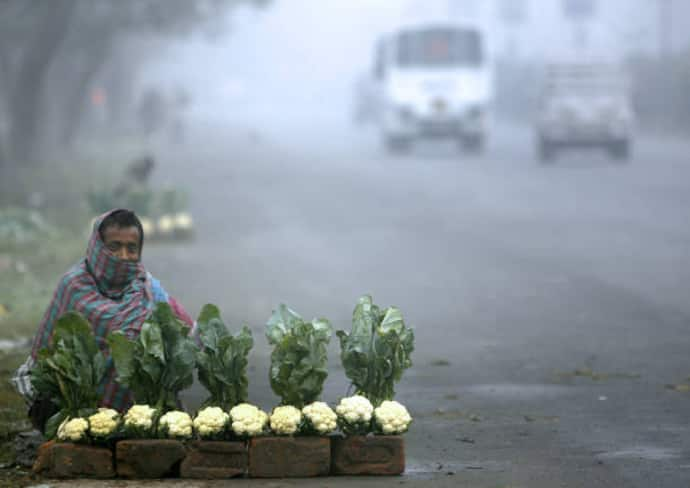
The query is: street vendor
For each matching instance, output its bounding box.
[11,208,194,433]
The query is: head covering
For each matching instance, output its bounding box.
[29,209,154,410]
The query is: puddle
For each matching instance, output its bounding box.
[597,446,681,461]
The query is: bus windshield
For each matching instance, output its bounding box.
[396,27,482,68]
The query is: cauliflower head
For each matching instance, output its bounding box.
[270,405,302,435]
[193,406,229,438]
[159,410,193,439]
[88,408,120,438]
[158,215,174,234]
[57,417,89,442]
[374,400,412,434]
[302,401,337,435]
[229,403,269,437]
[124,404,157,430]
[174,212,193,230]
[140,217,154,238]
[336,395,374,434]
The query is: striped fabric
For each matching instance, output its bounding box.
[14,209,193,411]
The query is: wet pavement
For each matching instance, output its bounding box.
[48,119,690,487]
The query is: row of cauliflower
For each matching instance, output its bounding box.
[58,396,412,443]
[139,212,194,239]
[89,212,194,240]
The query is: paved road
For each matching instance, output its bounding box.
[119,119,690,487]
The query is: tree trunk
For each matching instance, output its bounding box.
[8,1,76,164]
[57,38,111,148]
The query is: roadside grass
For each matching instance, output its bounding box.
[0,144,137,482]
[0,350,34,487]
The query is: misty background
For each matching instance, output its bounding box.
[2,2,690,485]
[1,0,690,169]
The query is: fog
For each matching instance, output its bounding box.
[142,0,690,133]
[3,1,690,485]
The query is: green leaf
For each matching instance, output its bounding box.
[197,303,222,326]
[266,304,302,345]
[107,302,198,411]
[45,410,69,441]
[31,311,106,415]
[267,305,331,407]
[338,295,414,406]
[107,332,136,384]
[195,306,253,411]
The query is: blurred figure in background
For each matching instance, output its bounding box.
[138,87,167,141]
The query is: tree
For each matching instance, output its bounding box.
[0,0,270,167]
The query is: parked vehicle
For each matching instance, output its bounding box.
[536,63,635,162]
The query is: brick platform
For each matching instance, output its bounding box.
[32,441,115,478]
[116,439,186,478]
[180,440,247,478]
[248,436,330,478]
[331,435,405,475]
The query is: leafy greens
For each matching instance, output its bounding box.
[196,304,254,411]
[336,295,414,406]
[266,304,332,408]
[30,311,106,439]
[107,302,197,412]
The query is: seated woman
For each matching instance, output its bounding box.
[11,209,194,433]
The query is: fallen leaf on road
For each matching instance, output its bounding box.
[430,359,451,366]
[665,384,690,392]
[554,367,640,383]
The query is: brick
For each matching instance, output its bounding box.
[116,439,186,478]
[331,435,405,475]
[248,436,330,478]
[32,440,55,475]
[180,441,247,479]
[33,441,115,478]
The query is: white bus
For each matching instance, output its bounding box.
[368,22,493,154]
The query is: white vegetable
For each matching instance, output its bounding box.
[336,395,373,423]
[373,400,412,435]
[123,404,157,431]
[159,410,193,439]
[157,215,174,234]
[88,408,120,438]
[57,417,89,442]
[229,403,269,437]
[269,405,302,435]
[174,212,193,230]
[140,217,155,238]
[302,401,337,435]
[193,406,229,438]
[336,395,374,434]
